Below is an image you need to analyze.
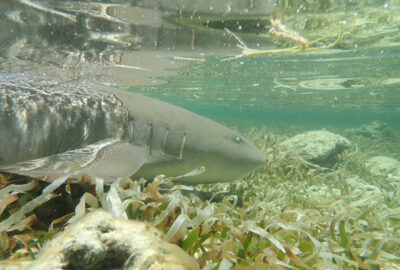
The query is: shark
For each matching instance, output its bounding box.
[0,72,265,184]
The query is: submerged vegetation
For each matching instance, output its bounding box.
[167,0,400,62]
[1,0,399,268]
[1,125,399,269]
[222,18,345,61]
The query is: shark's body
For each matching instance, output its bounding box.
[0,72,265,184]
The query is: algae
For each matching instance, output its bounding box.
[1,125,399,269]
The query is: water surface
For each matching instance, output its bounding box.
[128,47,400,129]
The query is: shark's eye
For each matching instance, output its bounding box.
[235,136,242,143]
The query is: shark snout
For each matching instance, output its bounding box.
[229,140,266,178]
[245,146,267,172]
[254,149,267,168]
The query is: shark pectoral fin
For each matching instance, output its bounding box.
[0,140,145,183]
[84,142,146,181]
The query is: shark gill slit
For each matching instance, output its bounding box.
[147,123,153,156]
[162,127,169,155]
[128,118,135,144]
[179,133,186,159]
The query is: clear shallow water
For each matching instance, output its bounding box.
[1,0,399,130]
[127,47,400,128]
[1,2,400,268]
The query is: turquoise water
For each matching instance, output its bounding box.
[1,2,400,268]
[129,47,400,128]
[1,0,399,132]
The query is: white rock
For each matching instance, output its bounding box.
[365,156,400,180]
[351,120,392,138]
[307,185,341,198]
[1,211,199,270]
[345,175,382,195]
[278,131,352,168]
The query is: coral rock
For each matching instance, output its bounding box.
[365,156,400,181]
[352,120,393,138]
[278,130,352,168]
[5,210,199,270]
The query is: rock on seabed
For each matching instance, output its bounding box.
[350,120,393,138]
[1,210,199,270]
[365,156,400,181]
[278,130,352,168]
